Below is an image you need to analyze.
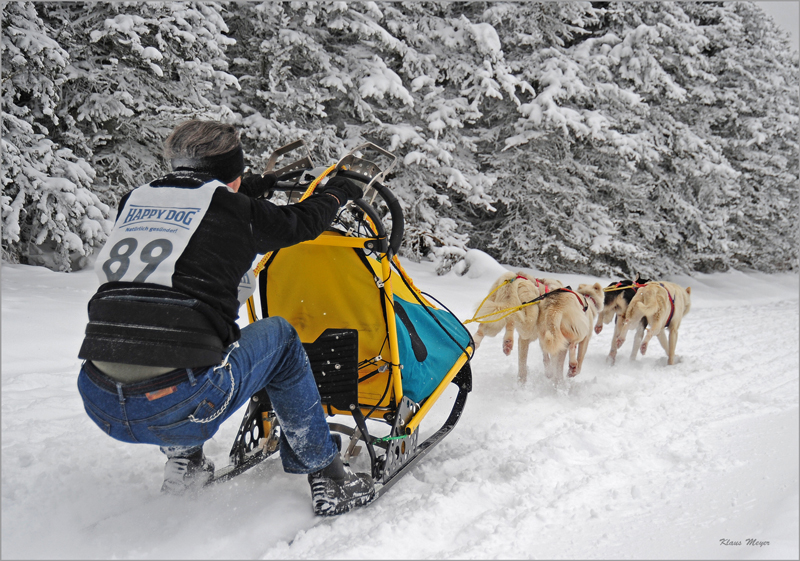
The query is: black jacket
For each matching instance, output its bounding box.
[79,171,341,368]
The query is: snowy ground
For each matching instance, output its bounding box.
[2,250,798,560]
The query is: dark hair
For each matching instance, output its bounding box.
[165,120,244,183]
[164,120,241,159]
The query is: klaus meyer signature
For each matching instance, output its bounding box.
[720,538,770,547]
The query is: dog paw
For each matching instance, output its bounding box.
[640,342,648,355]
[615,338,624,349]
[606,353,616,366]
[502,339,513,355]
[595,325,603,335]
[568,364,578,377]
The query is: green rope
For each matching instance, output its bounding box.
[372,434,407,443]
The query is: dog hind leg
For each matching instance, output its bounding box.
[554,348,568,381]
[502,319,515,356]
[473,325,485,349]
[619,298,649,352]
[639,317,663,356]
[567,342,580,377]
[540,308,566,380]
[608,316,623,365]
[615,319,630,351]
[573,333,592,376]
[517,336,532,384]
[631,319,647,360]
[667,327,679,365]
[656,330,669,355]
[542,351,552,379]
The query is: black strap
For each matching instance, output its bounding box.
[392,301,428,362]
[390,259,474,358]
[523,287,588,312]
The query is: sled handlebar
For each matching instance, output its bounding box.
[271,169,405,258]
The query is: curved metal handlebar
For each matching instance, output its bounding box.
[339,169,404,259]
[271,168,404,258]
[261,139,403,257]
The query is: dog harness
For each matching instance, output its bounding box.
[561,288,589,312]
[534,277,551,294]
[656,283,676,327]
[582,293,598,312]
[514,275,552,294]
[603,280,648,293]
[467,280,593,325]
[520,287,588,312]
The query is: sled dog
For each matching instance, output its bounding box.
[615,281,692,365]
[595,277,650,365]
[537,282,605,380]
[472,271,563,383]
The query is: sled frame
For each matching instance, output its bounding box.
[219,140,473,490]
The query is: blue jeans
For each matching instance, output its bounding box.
[77,317,338,474]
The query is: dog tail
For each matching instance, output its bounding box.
[625,292,658,327]
[540,309,567,355]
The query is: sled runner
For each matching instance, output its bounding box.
[210,141,474,498]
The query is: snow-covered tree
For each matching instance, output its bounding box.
[39,1,240,205]
[3,1,796,276]
[688,1,799,272]
[3,1,243,270]
[471,1,797,276]
[2,1,111,271]
[226,2,521,269]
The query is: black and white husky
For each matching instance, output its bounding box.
[594,277,650,365]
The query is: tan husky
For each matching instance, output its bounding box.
[615,281,692,365]
[537,283,605,380]
[472,271,563,383]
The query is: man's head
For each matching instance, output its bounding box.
[165,120,244,190]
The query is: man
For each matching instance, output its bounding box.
[77,120,375,516]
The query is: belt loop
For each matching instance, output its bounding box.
[187,368,196,386]
[115,382,125,404]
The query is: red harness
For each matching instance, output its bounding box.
[560,288,589,312]
[515,275,551,293]
[613,280,648,291]
[657,283,676,327]
[535,278,551,293]
[516,278,593,313]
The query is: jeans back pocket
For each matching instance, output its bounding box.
[148,399,220,446]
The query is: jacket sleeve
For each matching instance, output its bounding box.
[249,192,341,252]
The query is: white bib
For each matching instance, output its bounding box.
[96,182,224,286]
[237,267,257,306]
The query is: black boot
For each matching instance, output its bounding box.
[308,454,376,516]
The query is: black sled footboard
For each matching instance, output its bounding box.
[302,328,360,412]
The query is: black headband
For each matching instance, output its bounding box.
[171,144,245,184]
